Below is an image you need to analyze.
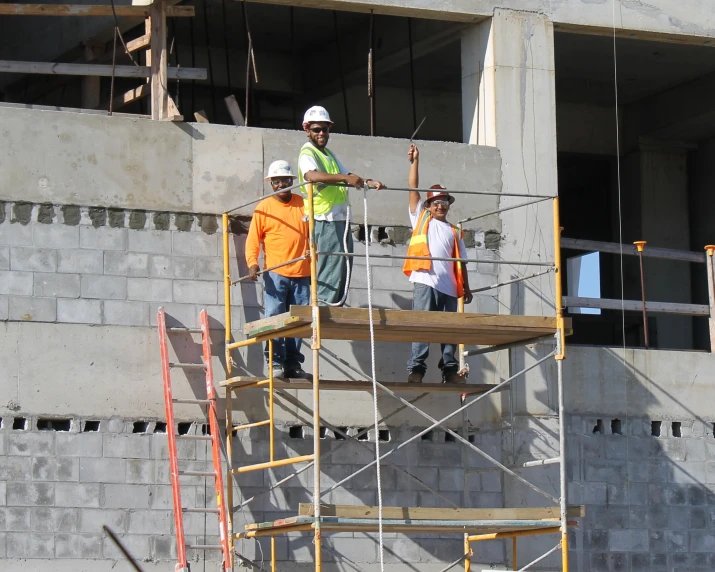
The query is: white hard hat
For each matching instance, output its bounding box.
[302,106,333,126]
[264,160,297,181]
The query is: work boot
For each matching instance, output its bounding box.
[443,371,467,384]
[267,365,285,379]
[407,371,424,383]
[285,368,313,381]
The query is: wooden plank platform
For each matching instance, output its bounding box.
[243,306,567,346]
[220,376,502,394]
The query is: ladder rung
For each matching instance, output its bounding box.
[232,454,314,474]
[167,328,203,333]
[183,507,220,513]
[232,419,270,431]
[173,398,211,405]
[186,544,223,550]
[177,434,213,441]
[169,362,206,369]
[180,470,217,477]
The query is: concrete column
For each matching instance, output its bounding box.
[461,9,558,317]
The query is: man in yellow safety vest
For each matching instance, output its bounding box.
[403,144,473,383]
[298,105,384,305]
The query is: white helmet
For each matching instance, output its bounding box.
[302,105,333,126]
[264,160,297,181]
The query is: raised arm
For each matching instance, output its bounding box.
[408,144,420,214]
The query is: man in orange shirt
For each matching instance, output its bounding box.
[245,160,312,380]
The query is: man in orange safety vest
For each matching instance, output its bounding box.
[403,144,472,383]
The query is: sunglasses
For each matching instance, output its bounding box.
[309,127,329,134]
[430,200,450,207]
[271,178,293,186]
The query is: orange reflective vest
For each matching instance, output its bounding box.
[403,209,466,298]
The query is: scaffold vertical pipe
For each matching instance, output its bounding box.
[222,212,235,569]
[512,537,517,570]
[268,341,276,571]
[457,223,466,373]
[705,245,715,352]
[553,197,568,571]
[463,534,471,572]
[306,183,322,571]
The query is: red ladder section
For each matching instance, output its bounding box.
[158,308,232,572]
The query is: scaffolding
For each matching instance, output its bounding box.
[219,184,579,571]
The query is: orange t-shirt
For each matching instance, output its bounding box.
[245,194,311,278]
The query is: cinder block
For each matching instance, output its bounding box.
[80,225,127,251]
[690,530,715,552]
[104,251,150,277]
[437,467,465,491]
[417,443,463,467]
[102,533,151,559]
[7,482,54,506]
[127,509,173,534]
[79,458,126,483]
[32,224,79,248]
[57,249,103,274]
[8,432,54,456]
[149,484,194,510]
[172,256,196,279]
[329,537,377,563]
[128,229,172,254]
[0,270,33,296]
[173,280,218,304]
[8,296,56,322]
[0,221,32,246]
[56,432,103,457]
[0,295,7,320]
[585,459,628,483]
[33,272,80,298]
[0,507,31,531]
[104,484,151,509]
[126,459,156,484]
[6,532,54,558]
[81,274,127,300]
[10,246,57,272]
[57,298,102,324]
[56,533,103,558]
[103,300,150,326]
[152,534,177,559]
[149,254,172,278]
[103,433,152,459]
[79,508,127,534]
[173,231,218,257]
[0,481,5,506]
[0,246,9,270]
[30,507,80,533]
[480,471,502,493]
[31,457,79,482]
[371,266,414,291]
[382,537,420,563]
[195,256,223,280]
[127,277,173,302]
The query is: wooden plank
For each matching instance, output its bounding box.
[563,296,709,317]
[225,94,245,126]
[150,0,168,120]
[126,34,151,53]
[194,110,209,123]
[298,504,585,520]
[168,95,183,122]
[244,315,310,338]
[220,376,501,394]
[555,22,715,48]
[107,83,149,110]
[0,4,194,17]
[0,60,206,80]
[561,237,706,264]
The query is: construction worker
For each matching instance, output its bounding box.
[403,145,473,383]
[298,105,385,305]
[245,160,312,380]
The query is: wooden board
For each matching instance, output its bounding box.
[243,306,567,346]
[0,3,194,17]
[0,60,206,80]
[220,376,501,394]
[298,504,585,520]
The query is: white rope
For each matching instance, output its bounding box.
[363,184,385,572]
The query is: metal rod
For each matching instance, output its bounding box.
[467,527,561,542]
[322,251,555,268]
[307,182,323,570]
[103,526,144,572]
[269,339,276,572]
[465,456,560,474]
[457,223,466,374]
[231,454,314,474]
[562,296,709,316]
[634,241,649,348]
[201,0,216,120]
[225,181,313,213]
[518,542,561,572]
[334,11,350,134]
[290,6,296,126]
[561,236,706,263]
[437,553,470,572]
[386,187,554,198]
[241,0,250,125]
[232,254,309,284]
[407,17,417,132]
[368,9,375,136]
[222,212,232,358]
[189,7,196,117]
[220,0,231,96]
[457,197,551,225]
[464,534,471,572]
[470,268,554,294]
[323,351,557,499]
[706,245,715,352]
[231,419,270,431]
[464,335,553,357]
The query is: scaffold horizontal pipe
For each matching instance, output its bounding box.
[469,269,554,294]
[463,335,554,357]
[467,526,561,542]
[457,197,551,225]
[231,419,270,431]
[224,181,314,214]
[232,454,314,474]
[384,187,555,199]
[232,255,309,284]
[321,251,555,267]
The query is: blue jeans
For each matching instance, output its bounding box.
[407,283,459,375]
[263,271,311,371]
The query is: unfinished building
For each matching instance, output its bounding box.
[2,1,715,571]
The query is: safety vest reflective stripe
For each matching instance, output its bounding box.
[298,143,347,216]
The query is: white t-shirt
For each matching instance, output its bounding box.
[298,146,350,222]
[408,199,467,298]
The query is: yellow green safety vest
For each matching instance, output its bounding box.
[298,143,348,216]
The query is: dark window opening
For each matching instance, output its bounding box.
[592,419,604,435]
[651,421,662,437]
[672,422,682,438]
[83,420,100,432]
[289,426,304,439]
[177,422,193,435]
[12,417,26,430]
[611,419,622,435]
[37,418,71,431]
[132,421,149,434]
[154,422,167,434]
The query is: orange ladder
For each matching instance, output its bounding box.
[158,308,232,572]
